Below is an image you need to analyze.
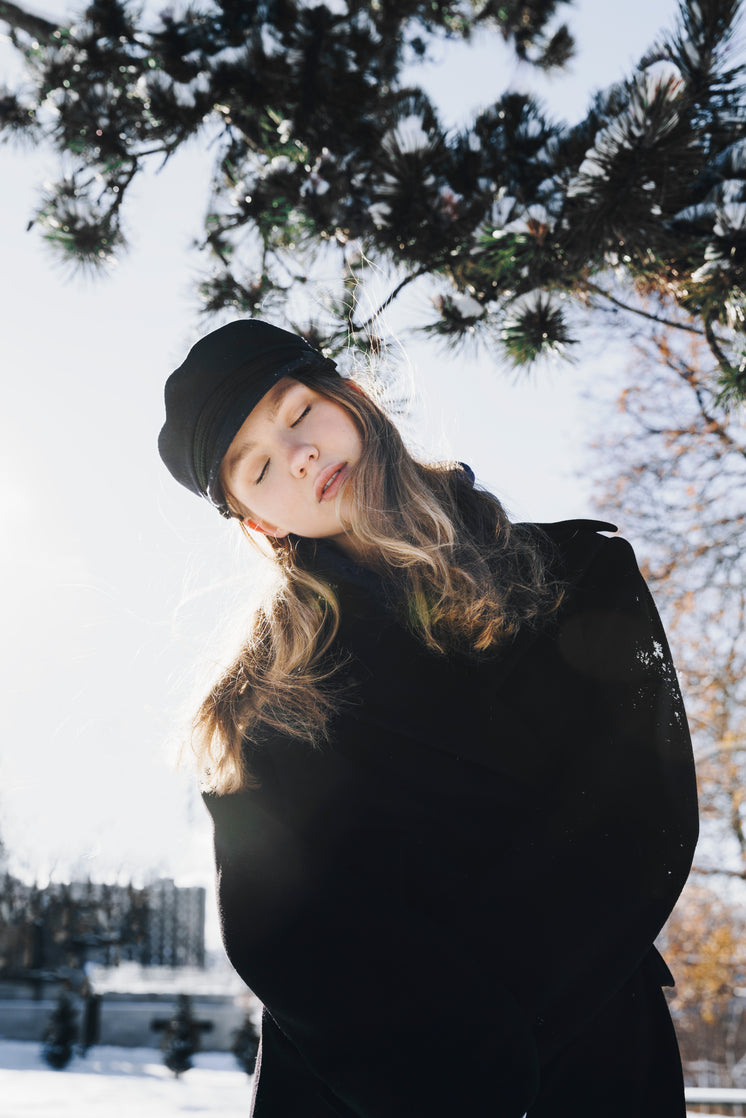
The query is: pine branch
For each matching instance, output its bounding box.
[704,311,731,363]
[106,164,137,218]
[669,351,746,462]
[702,311,746,404]
[348,267,430,333]
[584,282,704,335]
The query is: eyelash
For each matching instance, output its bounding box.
[255,404,311,484]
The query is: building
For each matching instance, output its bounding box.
[0,873,205,976]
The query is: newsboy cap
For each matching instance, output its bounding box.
[158,320,338,515]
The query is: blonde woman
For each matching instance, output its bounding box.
[159,320,697,1118]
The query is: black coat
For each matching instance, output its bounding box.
[204,520,698,1117]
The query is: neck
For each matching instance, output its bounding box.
[326,529,375,567]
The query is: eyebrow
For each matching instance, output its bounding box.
[222,379,298,475]
[267,378,298,422]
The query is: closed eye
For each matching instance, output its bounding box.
[255,402,309,482]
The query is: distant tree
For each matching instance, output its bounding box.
[231,1010,260,1076]
[160,993,201,1077]
[0,876,151,976]
[660,880,746,1085]
[661,882,746,1029]
[590,322,746,878]
[2,0,746,397]
[41,990,78,1070]
[589,319,746,1064]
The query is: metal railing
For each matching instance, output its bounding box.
[687,1088,746,1102]
[686,1085,746,1114]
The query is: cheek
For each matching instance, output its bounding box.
[252,479,291,523]
[228,474,262,520]
[337,410,363,449]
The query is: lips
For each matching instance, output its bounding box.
[315,462,347,502]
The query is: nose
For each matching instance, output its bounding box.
[289,440,318,478]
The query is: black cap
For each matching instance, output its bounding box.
[158,320,338,514]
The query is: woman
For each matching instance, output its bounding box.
[159,319,698,1117]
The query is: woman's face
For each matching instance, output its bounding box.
[220,376,363,546]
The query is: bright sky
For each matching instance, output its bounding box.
[0,0,682,924]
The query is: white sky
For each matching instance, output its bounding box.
[0,0,682,929]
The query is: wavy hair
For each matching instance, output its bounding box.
[193,370,563,793]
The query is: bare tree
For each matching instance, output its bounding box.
[589,320,746,1057]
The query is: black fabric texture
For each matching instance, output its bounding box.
[203,519,698,1117]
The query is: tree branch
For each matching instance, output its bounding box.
[584,281,704,336]
[704,311,746,398]
[349,266,429,333]
[704,312,731,367]
[670,357,746,463]
[692,865,746,880]
[105,164,138,218]
[694,740,746,764]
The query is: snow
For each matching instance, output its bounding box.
[382,115,432,156]
[449,291,484,320]
[715,202,746,235]
[721,138,746,174]
[642,59,684,97]
[0,1040,253,1118]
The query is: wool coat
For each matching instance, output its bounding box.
[203,518,698,1117]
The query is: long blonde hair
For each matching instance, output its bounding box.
[194,371,563,793]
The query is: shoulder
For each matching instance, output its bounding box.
[525,516,618,555]
[520,518,639,590]
[529,517,618,543]
[526,522,671,685]
[517,520,660,663]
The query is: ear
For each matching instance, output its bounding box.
[242,517,289,539]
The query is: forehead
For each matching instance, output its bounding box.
[241,376,302,434]
[257,376,300,421]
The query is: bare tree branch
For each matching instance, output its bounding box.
[584,282,705,336]
[692,865,746,880]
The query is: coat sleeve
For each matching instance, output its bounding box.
[508,530,699,1060]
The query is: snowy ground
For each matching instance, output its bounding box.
[0,1040,253,1117]
[0,1038,734,1117]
